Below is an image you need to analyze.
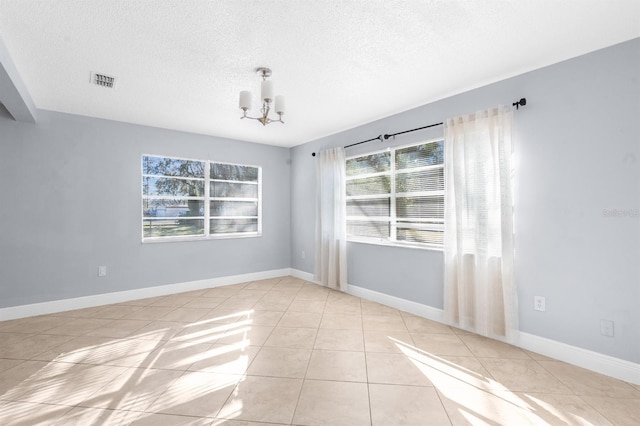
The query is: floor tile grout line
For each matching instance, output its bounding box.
[362,294,375,426]
[564,393,616,425]
[350,296,374,426]
[432,387,456,426]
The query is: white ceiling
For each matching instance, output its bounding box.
[0,1,638,147]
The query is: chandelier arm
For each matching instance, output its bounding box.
[241,115,284,125]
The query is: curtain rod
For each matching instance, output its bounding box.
[311,97,526,156]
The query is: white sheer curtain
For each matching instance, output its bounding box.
[314,147,348,291]
[443,106,518,342]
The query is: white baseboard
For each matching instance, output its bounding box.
[518,331,640,385]
[334,278,639,386]
[347,283,444,323]
[0,268,292,321]
[289,269,321,285]
[290,269,442,322]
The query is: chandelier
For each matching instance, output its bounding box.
[239,67,285,126]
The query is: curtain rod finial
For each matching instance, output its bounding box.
[513,98,527,109]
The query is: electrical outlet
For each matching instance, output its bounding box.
[600,319,614,337]
[301,250,306,259]
[534,296,546,312]
[97,266,107,277]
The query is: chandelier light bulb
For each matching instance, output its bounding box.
[275,95,286,115]
[261,80,274,103]
[239,91,252,110]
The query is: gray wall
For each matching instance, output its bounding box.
[0,109,291,307]
[291,39,640,363]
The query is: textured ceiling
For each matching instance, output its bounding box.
[0,1,638,147]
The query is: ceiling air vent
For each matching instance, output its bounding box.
[90,72,117,88]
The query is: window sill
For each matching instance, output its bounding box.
[142,233,262,244]
[347,238,444,252]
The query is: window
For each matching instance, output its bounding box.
[346,139,444,248]
[142,155,261,241]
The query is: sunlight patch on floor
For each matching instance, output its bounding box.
[391,335,596,425]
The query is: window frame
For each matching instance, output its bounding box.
[345,137,444,251]
[141,154,262,243]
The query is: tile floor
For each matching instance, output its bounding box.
[0,276,638,425]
